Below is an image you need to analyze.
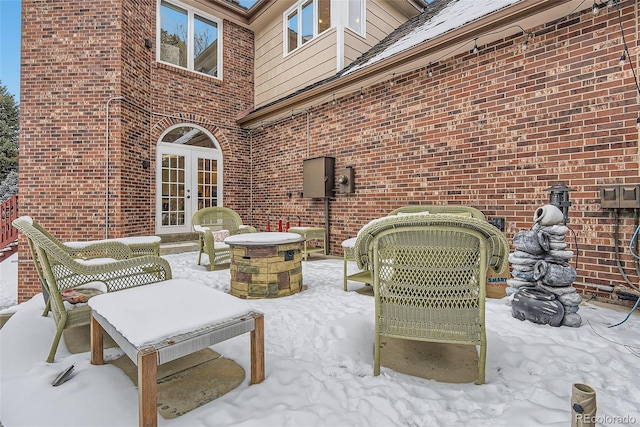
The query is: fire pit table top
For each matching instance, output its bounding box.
[225,232,304,246]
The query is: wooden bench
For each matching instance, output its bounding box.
[89,279,264,427]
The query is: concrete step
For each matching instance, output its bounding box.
[160,241,199,256]
[160,233,199,243]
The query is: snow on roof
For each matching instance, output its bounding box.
[344,0,522,75]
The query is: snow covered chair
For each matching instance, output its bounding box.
[354,213,509,384]
[18,216,161,315]
[26,216,160,259]
[192,207,257,270]
[343,205,486,291]
[388,204,486,220]
[12,216,172,363]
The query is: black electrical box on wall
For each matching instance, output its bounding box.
[303,156,335,198]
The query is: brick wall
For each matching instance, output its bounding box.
[18,0,254,301]
[18,0,640,304]
[18,0,123,301]
[249,2,640,302]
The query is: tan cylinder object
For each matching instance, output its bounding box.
[571,383,597,427]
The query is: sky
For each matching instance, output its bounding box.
[1,250,640,426]
[0,0,20,101]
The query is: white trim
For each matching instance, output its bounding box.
[283,0,333,57]
[347,0,366,37]
[155,124,223,234]
[157,0,223,80]
[336,19,344,72]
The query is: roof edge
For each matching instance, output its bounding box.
[237,0,586,128]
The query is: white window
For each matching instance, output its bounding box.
[347,0,365,35]
[158,0,222,78]
[284,0,332,54]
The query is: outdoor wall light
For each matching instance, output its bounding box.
[546,183,573,225]
[470,39,479,54]
[142,159,150,169]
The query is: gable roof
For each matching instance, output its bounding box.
[237,0,587,128]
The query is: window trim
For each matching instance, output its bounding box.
[157,0,223,80]
[283,0,326,56]
[346,0,365,37]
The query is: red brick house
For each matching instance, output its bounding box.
[18,0,640,303]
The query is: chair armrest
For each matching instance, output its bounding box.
[235,225,257,234]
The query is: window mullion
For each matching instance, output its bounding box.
[187,10,194,71]
[297,5,303,48]
[313,0,318,37]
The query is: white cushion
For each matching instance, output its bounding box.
[341,237,358,248]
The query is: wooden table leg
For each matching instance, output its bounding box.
[138,347,158,427]
[250,313,265,384]
[90,313,104,365]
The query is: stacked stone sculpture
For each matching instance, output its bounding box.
[507,204,582,327]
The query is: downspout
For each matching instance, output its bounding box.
[105,96,124,239]
[250,129,253,224]
[306,111,310,158]
[306,110,329,253]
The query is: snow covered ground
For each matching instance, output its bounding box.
[1,252,639,426]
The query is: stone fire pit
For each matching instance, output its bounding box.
[225,232,304,299]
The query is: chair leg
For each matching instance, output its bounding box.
[197,237,204,265]
[343,256,348,291]
[476,338,487,385]
[47,323,66,363]
[374,329,381,376]
[138,347,158,427]
[42,298,51,317]
[90,314,104,365]
[250,313,265,384]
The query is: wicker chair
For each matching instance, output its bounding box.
[343,205,486,291]
[12,216,172,363]
[388,204,486,220]
[19,216,161,315]
[192,207,257,270]
[354,213,509,384]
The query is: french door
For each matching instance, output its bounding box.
[156,144,221,234]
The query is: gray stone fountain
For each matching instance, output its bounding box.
[506,204,582,327]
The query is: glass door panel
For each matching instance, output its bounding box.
[160,154,187,227]
[197,157,218,210]
[156,142,222,234]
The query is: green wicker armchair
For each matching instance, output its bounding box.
[12,216,172,363]
[354,213,509,384]
[192,207,257,270]
[343,205,486,291]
